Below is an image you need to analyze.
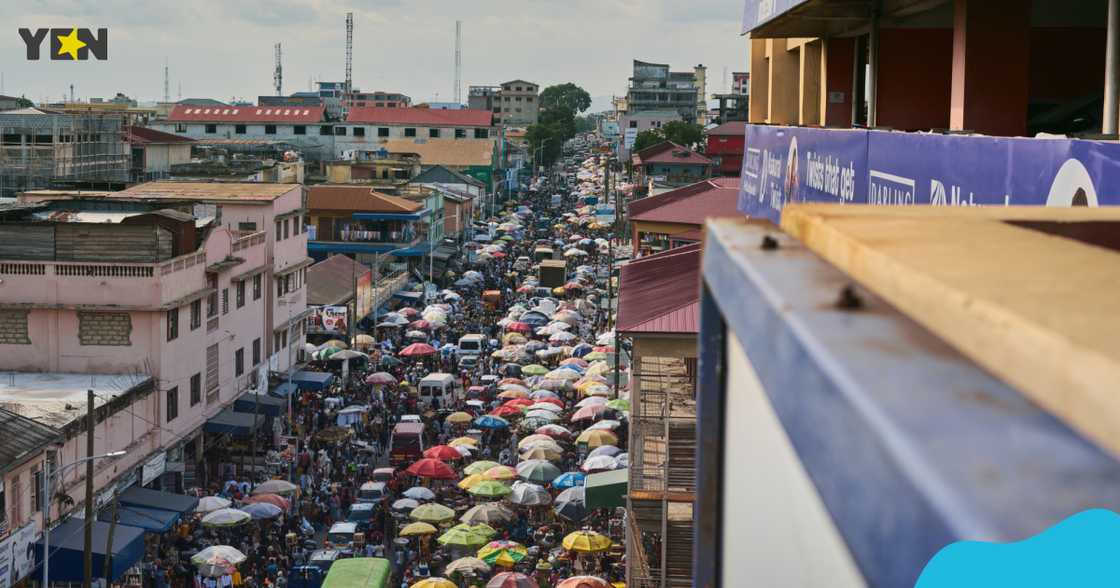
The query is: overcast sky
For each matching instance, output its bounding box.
[2,0,747,111]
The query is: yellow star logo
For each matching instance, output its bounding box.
[57,28,86,60]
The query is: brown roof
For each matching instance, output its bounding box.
[628,177,741,227]
[634,141,713,166]
[307,254,369,306]
[308,185,422,213]
[126,126,195,144]
[617,244,702,335]
[705,121,748,136]
[113,181,300,202]
[381,139,495,167]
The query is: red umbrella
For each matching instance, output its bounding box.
[406,458,457,480]
[487,572,538,588]
[491,251,508,258]
[571,404,608,422]
[242,493,290,510]
[563,282,583,290]
[424,445,465,461]
[498,378,525,386]
[400,343,437,357]
[503,398,534,408]
[536,424,573,439]
[490,405,523,418]
[517,285,534,293]
[399,307,419,318]
[505,322,531,333]
[592,345,615,353]
[535,397,565,409]
[408,319,431,330]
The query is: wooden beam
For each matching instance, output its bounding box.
[781,204,1120,457]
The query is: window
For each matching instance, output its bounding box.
[206,343,219,392]
[429,128,440,138]
[205,124,217,134]
[166,308,179,341]
[190,299,201,330]
[236,281,245,308]
[493,107,501,114]
[474,129,489,139]
[275,219,282,241]
[221,288,229,315]
[235,348,244,377]
[515,86,522,91]
[353,126,365,137]
[31,467,41,516]
[166,386,179,422]
[629,120,638,128]
[404,128,417,137]
[455,129,466,139]
[378,127,389,137]
[526,96,534,103]
[277,277,284,298]
[503,96,511,102]
[175,123,187,133]
[207,275,218,318]
[320,125,333,136]
[253,274,262,300]
[293,125,306,135]
[264,124,277,135]
[295,215,303,234]
[283,218,290,239]
[190,373,201,406]
[253,338,261,366]
[515,96,522,102]
[335,126,347,136]
[235,124,246,134]
[238,221,257,231]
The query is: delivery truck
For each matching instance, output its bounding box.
[538,259,568,289]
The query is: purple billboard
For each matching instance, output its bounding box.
[739,124,1120,222]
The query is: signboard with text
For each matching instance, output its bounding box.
[142,452,167,486]
[356,270,372,320]
[306,305,348,334]
[0,522,39,587]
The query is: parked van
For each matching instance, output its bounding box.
[418,373,456,407]
[327,522,358,553]
[356,481,387,504]
[458,334,486,358]
[347,502,376,533]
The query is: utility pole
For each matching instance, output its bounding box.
[83,389,94,588]
[454,21,462,104]
[103,491,119,584]
[163,58,170,103]
[274,43,283,96]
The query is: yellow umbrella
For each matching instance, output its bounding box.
[322,339,348,350]
[400,522,438,537]
[562,530,613,554]
[410,503,455,523]
[483,465,518,481]
[576,429,618,448]
[521,446,563,461]
[457,473,486,490]
[411,579,457,588]
[450,436,479,448]
[446,412,473,425]
[464,460,501,476]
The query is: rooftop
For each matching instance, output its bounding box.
[109,181,300,202]
[705,121,748,136]
[0,407,60,473]
[617,244,702,335]
[628,177,741,226]
[308,185,423,213]
[126,126,196,144]
[167,104,326,123]
[307,254,369,307]
[634,141,714,167]
[0,372,153,429]
[412,164,486,188]
[381,139,496,167]
[345,107,493,127]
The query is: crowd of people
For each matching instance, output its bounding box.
[174,147,629,588]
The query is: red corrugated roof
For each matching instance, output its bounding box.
[617,244,702,335]
[634,141,713,166]
[346,107,493,127]
[125,126,194,144]
[705,121,748,136]
[167,104,326,123]
[628,177,742,226]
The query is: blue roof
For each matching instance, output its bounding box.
[99,505,180,533]
[37,518,146,582]
[294,370,335,391]
[309,241,398,255]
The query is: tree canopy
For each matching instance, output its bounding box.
[629,121,705,154]
[539,83,592,116]
[525,82,593,167]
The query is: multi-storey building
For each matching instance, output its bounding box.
[626,60,707,123]
[151,104,333,161]
[335,107,496,160]
[468,86,501,117]
[495,80,540,126]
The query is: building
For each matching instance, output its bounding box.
[306,184,434,267]
[731,72,749,95]
[694,204,1120,587]
[616,244,701,588]
[0,406,61,545]
[627,176,740,257]
[630,141,713,189]
[327,150,423,185]
[346,91,411,110]
[417,102,465,110]
[411,164,486,231]
[335,107,496,160]
[258,94,325,108]
[0,95,24,111]
[704,121,747,177]
[126,126,195,181]
[495,80,540,126]
[0,182,308,579]
[379,138,499,189]
[0,108,131,200]
[467,86,501,115]
[151,104,333,161]
[618,110,683,157]
[626,60,707,123]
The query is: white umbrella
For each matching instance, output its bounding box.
[581,455,619,472]
[576,396,608,408]
[509,481,553,506]
[588,419,621,431]
[201,508,251,528]
[403,487,437,501]
[194,496,231,513]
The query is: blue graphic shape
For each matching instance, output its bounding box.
[916,509,1120,587]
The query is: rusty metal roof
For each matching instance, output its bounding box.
[114,181,300,202]
[617,244,702,335]
[628,177,741,227]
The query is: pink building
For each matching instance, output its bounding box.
[0,182,309,551]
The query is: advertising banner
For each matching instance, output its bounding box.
[142,451,167,486]
[356,270,372,320]
[741,0,810,34]
[739,124,1120,222]
[3,522,38,587]
[306,305,348,334]
[0,530,10,588]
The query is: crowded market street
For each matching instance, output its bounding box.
[162,145,632,588]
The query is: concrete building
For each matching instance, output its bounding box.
[627,176,740,257]
[151,104,333,161]
[627,60,707,123]
[0,407,61,545]
[336,108,496,159]
[731,72,750,95]
[704,121,747,177]
[0,108,131,200]
[496,80,540,126]
[631,141,714,189]
[0,95,24,111]
[126,126,194,182]
[258,94,325,108]
[306,185,437,268]
[467,86,501,116]
[346,91,411,111]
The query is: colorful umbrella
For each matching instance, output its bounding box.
[571,404,609,422]
[393,498,421,511]
[555,577,611,588]
[407,458,458,480]
[460,502,515,525]
[605,398,630,412]
[483,465,518,481]
[410,503,456,523]
[400,342,437,357]
[536,424,574,439]
[522,364,549,376]
[444,557,491,577]
[239,503,282,519]
[562,530,612,554]
[553,487,587,522]
[201,508,251,528]
[487,572,539,588]
[458,473,487,490]
[575,429,618,448]
[403,486,437,501]
[520,446,563,462]
[474,415,510,430]
[191,545,247,567]
[322,339,348,349]
[400,521,438,537]
[194,496,231,513]
[587,445,622,459]
[509,482,552,507]
[450,436,480,448]
[490,405,523,418]
[516,460,561,484]
[252,479,297,495]
[477,540,528,567]
[437,525,493,549]
[551,471,585,490]
[518,434,561,450]
[365,372,397,385]
[411,579,457,588]
[468,481,513,499]
[446,411,474,425]
[464,460,501,476]
[424,445,465,461]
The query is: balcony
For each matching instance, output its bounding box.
[309,220,424,257]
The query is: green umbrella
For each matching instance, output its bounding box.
[410,503,456,523]
[519,416,553,432]
[522,364,549,376]
[467,480,512,499]
[437,524,492,548]
[464,460,501,476]
[606,399,630,412]
[448,521,499,538]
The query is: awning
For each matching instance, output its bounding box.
[99,504,180,533]
[234,392,286,417]
[293,370,335,391]
[204,408,264,437]
[119,486,199,514]
[585,468,628,509]
[36,518,146,582]
[271,382,298,398]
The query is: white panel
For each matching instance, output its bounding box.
[721,332,867,588]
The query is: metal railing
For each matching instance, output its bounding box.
[232,231,266,253]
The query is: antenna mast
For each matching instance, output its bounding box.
[274,43,283,96]
[454,20,462,104]
[345,12,353,114]
[164,58,170,103]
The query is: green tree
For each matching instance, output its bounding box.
[631,130,665,153]
[16,96,33,108]
[661,121,704,148]
[539,83,592,116]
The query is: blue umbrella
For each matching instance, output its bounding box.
[474,415,510,430]
[571,344,593,358]
[240,502,283,519]
[552,471,585,489]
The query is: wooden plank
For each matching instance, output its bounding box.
[781,204,1120,457]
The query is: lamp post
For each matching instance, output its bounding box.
[278,297,297,482]
[42,450,126,588]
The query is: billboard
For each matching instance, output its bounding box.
[306,305,348,334]
[0,522,39,587]
[356,270,372,320]
[741,0,810,34]
[739,124,1120,222]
